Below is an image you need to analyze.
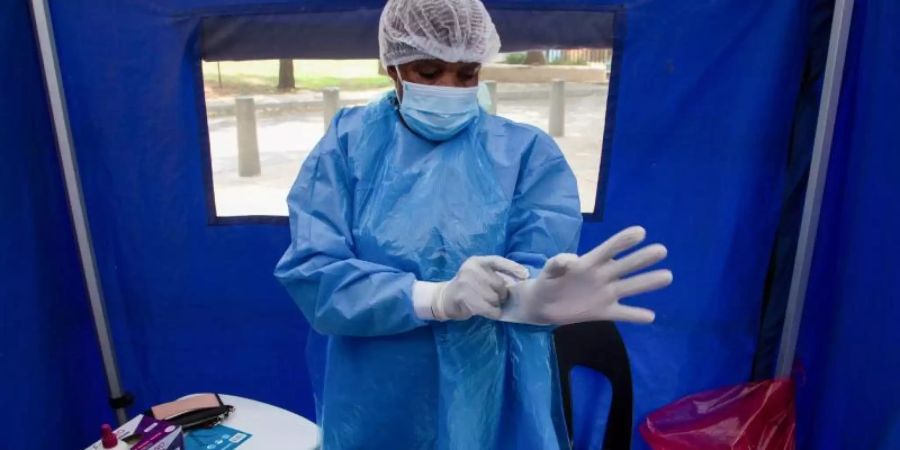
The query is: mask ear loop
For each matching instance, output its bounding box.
[394,65,411,129]
[394,65,404,104]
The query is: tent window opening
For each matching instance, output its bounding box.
[201,51,612,218]
[202,59,391,218]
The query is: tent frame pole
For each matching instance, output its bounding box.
[30,0,129,425]
[776,0,855,378]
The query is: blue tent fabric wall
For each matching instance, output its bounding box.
[574,1,820,447]
[796,0,900,448]
[0,0,112,447]
[31,0,826,447]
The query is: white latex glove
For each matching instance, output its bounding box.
[413,256,530,321]
[500,226,673,325]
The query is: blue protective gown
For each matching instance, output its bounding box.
[275,93,582,449]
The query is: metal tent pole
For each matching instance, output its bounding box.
[30,0,130,424]
[775,0,856,378]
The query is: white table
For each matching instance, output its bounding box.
[183,394,320,450]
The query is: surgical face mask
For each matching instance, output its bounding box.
[396,69,480,141]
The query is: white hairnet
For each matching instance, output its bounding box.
[379,0,502,67]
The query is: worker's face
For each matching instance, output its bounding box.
[389,60,481,101]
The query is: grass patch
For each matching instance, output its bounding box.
[503,53,527,64]
[202,59,392,96]
[202,73,391,96]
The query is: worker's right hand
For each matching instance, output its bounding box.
[434,256,530,321]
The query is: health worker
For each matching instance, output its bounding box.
[275,0,673,447]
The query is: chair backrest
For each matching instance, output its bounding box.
[555,322,633,450]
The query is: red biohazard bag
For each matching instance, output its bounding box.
[640,379,796,450]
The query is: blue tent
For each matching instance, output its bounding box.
[2,0,897,448]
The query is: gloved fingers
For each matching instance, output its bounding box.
[480,305,504,320]
[540,253,579,280]
[468,279,503,307]
[582,226,646,266]
[607,244,668,278]
[607,303,656,324]
[474,270,510,298]
[496,271,521,287]
[611,269,673,298]
[448,302,475,321]
[479,256,530,281]
[468,297,503,320]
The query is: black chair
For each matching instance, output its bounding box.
[555,321,634,450]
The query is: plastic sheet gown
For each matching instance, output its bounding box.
[275,92,582,449]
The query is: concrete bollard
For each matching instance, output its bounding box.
[484,80,498,115]
[549,79,565,137]
[323,88,340,127]
[235,97,261,177]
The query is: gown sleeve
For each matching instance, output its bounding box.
[274,110,425,337]
[505,132,584,275]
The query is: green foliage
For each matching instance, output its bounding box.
[503,53,527,64]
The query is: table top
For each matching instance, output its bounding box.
[184,394,320,450]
